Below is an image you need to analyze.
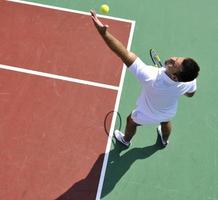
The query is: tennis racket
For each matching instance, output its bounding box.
[104,111,122,136]
[149,48,163,67]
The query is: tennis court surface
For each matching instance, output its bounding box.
[1,0,218,200]
[0,1,134,199]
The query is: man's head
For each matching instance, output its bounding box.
[165,57,200,82]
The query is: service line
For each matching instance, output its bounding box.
[0,64,119,91]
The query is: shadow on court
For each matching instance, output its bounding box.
[56,135,163,200]
[100,136,163,198]
[55,152,104,200]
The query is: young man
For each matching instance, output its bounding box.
[90,10,200,148]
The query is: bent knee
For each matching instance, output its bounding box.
[127,114,140,126]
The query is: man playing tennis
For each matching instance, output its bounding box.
[90,10,200,148]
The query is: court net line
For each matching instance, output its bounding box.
[0,64,119,91]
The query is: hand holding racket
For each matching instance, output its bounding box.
[149,49,163,68]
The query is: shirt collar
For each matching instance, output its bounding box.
[161,68,179,85]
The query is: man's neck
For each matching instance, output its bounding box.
[164,70,178,82]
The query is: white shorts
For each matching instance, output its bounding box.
[131,107,171,125]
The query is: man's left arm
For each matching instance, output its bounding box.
[90,10,137,67]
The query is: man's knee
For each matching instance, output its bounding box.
[160,121,172,133]
[161,121,171,126]
[127,114,140,126]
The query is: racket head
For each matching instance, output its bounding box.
[104,111,122,136]
[149,48,162,68]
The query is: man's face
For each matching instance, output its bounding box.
[164,57,185,81]
[165,57,184,74]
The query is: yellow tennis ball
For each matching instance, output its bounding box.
[100,4,110,14]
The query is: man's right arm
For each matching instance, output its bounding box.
[90,10,137,67]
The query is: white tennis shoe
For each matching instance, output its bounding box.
[114,130,130,147]
[157,125,169,147]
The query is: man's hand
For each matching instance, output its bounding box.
[90,10,109,35]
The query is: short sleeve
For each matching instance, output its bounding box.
[128,57,158,82]
[187,79,197,93]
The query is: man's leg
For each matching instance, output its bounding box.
[160,121,172,142]
[114,113,140,147]
[124,114,141,142]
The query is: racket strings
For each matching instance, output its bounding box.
[149,49,163,67]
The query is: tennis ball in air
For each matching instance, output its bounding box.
[100,4,110,14]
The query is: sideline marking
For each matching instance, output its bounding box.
[95,21,136,200]
[0,64,119,91]
[4,1,136,199]
[7,0,135,24]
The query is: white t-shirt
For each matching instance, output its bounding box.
[129,57,197,123]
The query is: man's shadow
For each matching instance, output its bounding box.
[56,136,163,200]
[100,136,163,198]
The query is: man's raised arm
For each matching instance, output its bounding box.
[90,10,137,67]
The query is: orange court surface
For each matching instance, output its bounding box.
[0,1,134,199]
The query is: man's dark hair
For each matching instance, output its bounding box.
[177,58,200,82]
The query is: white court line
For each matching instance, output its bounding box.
[95,22,136,200]
[4,0,136,92]
[7,0,135,24]
[4,1,136,199]
[0,64,119,91]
